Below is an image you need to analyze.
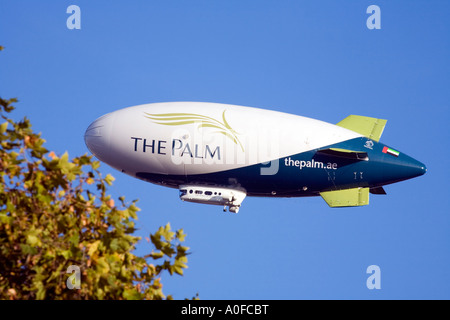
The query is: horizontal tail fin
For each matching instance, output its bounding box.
[320,187,369,207]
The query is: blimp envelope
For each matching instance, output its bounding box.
[85,102,426,212]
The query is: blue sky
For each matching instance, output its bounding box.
[1,1,449,299]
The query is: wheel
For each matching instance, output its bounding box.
[229,206,239,214]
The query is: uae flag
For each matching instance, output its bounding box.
[382,146,400,157]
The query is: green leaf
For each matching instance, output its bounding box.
[20,244,37,255]
[88,240,100,256]
[92,160,101,170]
[96,257,110,274]
[104,173,115,186]
[123,288,142,300]
[60,250,71,259]
[150,251,164,259]
[26,234,39,246]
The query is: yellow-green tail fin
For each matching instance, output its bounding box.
[337,115,387,142]
[320,187,370,207]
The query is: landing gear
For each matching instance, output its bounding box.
[228,206,239,214]
[223,205,240,213]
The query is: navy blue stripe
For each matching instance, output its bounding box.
[136,137,426,197]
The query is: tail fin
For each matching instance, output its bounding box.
[320,187,369,207]
[337,115,387,142]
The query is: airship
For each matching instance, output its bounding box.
[84,102,426,213]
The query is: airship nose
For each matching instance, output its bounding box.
[377,145,427,185]
[84,112,115,161]
[413,159,427,177]
[391,153,427,182]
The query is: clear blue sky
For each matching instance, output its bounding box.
[1,0,449,299]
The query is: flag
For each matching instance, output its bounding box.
[382,146,400,157]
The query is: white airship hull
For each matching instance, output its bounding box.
[85,102,361,176]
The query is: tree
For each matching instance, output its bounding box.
[0,59,191,299]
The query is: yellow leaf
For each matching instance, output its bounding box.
[104,174,115,186]
[96,257,110,274]
[0,122,8,133]
[88,240,100,256]
[27,234,39,246]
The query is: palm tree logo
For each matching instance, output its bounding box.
[144,110,244,152]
